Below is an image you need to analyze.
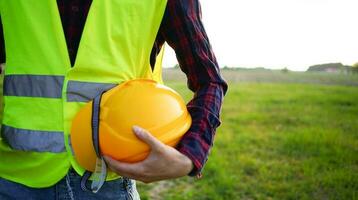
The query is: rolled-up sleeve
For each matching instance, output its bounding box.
[157,0,228,176]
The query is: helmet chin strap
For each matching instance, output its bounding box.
[80,91,107,193]
[79,89,133,193]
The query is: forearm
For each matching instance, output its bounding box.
[159,0,228,176]
[177,82,225,176]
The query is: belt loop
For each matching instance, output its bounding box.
[65,173,75,200]
[123,177,134,200]
[123,177,131,190]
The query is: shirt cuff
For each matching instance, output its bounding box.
[177,107,221,177]
[178,143,204,177]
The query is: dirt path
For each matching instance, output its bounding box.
[148,181,174,200]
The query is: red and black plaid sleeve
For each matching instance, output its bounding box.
[155,0,228,176]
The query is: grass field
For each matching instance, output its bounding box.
[1,69,358,199]
[136,69,358,200]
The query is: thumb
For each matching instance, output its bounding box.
[132,126,164,150]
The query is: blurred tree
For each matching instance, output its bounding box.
[281,67,289,73]
[352,63,358,74]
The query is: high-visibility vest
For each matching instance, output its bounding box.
[0,0,167,188]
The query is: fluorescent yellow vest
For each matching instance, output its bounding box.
[0,0,167,188]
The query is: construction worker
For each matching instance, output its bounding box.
[0,0,227,199]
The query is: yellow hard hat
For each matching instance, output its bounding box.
[70,79,192,172]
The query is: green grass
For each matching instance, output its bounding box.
[0,70,357,199]
[137,71,358,200]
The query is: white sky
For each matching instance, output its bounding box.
[163,0,358,71]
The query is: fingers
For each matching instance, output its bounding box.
[103,126,170,183]
[104,155,158,183]
[132,126,165,151]
[104,156,144,180]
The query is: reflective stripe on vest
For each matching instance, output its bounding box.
[3,75,116,102]
[1,78,117,153]
[1,125,66,153]
[67,81,117,102]
[4,75,64,98]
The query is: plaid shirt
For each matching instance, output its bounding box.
[0,0,227,177]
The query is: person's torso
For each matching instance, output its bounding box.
[0,0,167,187]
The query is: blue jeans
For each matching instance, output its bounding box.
[0,169,140,200]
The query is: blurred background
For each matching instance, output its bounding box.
[0,0,357,199]
[137,0,358,199]
[164,0,358,72]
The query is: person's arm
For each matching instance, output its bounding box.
[159,0,228,176]
[104,0,227,182]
